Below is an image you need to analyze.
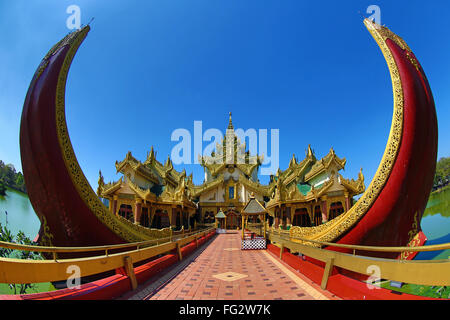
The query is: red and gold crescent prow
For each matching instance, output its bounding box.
[335,20,438,256]
[20,20,438,254]
[288,19,437,258]
[20,27,167,247]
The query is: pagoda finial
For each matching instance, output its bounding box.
[289,154,297,167]
[359,167,364,182]
[227,111,234,130]
[307,144,313,157]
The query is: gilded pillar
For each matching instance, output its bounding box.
[274,207,280,228]
[263,213,267,239]
[112,195,118,216]
[149,206,156,226]
[167,209,172,226]
[134,198,142,224]
[321,196,328,223]
[286,206,291,226]
[171,207,177,228]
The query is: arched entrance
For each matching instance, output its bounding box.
[292,208,311,227]
[151,209,170,229]
[118,204,133,221]
[226,210,240,229]
[313,205,322,226]
[329,202,344,220]
[140,207,150,227]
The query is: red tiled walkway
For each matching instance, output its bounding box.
[144,231,335,300]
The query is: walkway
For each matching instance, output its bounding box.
[123,231,337,300]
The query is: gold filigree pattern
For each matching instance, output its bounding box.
[304,148,346,182]
[38,216,54,247]
[289,19,406,245]
[400,211,421,260]
[54,27,167,242]
[52,19,408,245]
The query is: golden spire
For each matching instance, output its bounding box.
[307,144,313,157]
[289,154,297,167]
[227,111,234,130]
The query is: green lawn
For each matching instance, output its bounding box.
[0,282,56,295]
[380,281,450,299]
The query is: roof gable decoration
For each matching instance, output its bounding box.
[242,193,267,215]
[199,114,264,177]
[304,147,346,182]
[215,209,227,219]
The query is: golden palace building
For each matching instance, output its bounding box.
[97,114,365,231]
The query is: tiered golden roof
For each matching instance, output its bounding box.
[98,113,365,228]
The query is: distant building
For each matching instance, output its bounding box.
[97,114,365,230]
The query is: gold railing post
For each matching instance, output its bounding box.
[321,257,335,290]
[123,256,138,291]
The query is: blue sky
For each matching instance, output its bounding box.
[0,0,449,188]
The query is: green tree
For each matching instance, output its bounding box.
[0,160,26,193]
[0,181,6,196]
[14,172,26,193]
[0,222,42,294]
[0,223,14,256]
[434,157,450,187]
[2,164,16,186]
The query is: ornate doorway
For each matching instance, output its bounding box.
[225,210,240,229]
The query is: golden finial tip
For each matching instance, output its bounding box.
[227,111,234,129]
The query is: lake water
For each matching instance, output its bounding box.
[0,186,449,258]
[415,187,450,260]
[0,187,40,240]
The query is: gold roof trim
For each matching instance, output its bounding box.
[289,19,406,245]
[99,177,123,196]
[338,168,365,195]
[304,148,346,182]
[189,175,225,198]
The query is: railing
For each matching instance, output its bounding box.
[0,227,215,290]
[265,230,450,290]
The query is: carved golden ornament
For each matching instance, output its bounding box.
[400,211,421,260]
[290,19,406,245]
[54,28,168,242]
[100,177,123,197]
[304,148,346,182]
[38,215,54,247]
[338,172,365,194]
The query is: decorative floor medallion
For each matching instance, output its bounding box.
[212,272,248,282]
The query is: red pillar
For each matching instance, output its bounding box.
[112,196,118,216]
[345,194,351,212]
[134,200,142,224]
[274,208,280,228]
